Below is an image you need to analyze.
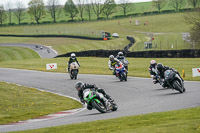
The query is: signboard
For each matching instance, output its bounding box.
[46,63,57,70]
[135,19,139,25]
[192,68,200,77]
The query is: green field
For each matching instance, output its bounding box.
[0,82,82,125]
[0,46,40,62]
[0,12,193,54]
[2,0,190,25]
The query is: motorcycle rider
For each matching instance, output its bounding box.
[116,52,129,70]
[156,63,184,88]
[149,60,158,84]
[108,55,122,75]
[68,53,80,73]
[75,81,114,110]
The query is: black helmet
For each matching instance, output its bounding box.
[75,81,84,91]
[156,63,164,71]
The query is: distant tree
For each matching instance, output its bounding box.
[119,0,132,17]
[14,1,25,24]
[152,0,167,12]
[77,0,85,21]
[185,8,200,48]
[169,0,185,12]
[64,0,79,21]
[103,0,116,19]
[47,0,62,23]
[187,0,200,8]
[0,5,7,26]
[28,0,46,24]
[91,0,105,20]
[5,1,13,25]
[85,0,92,20]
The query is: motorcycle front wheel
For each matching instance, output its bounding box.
[91,100,107,113]
[173,80,184,93]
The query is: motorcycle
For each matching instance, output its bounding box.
[69,62,79,80]
[115,64,127,81]
[164,70,186,93]
[118,59,129,70]
[83,89,118,113]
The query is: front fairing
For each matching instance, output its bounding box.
[164,70,175,82]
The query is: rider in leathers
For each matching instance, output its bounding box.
[116,52,129,70]
[149,60,158,84]
[156,63,184,88]
[68,53,80,72]
[75,81,113,110]
[108,55,122,75]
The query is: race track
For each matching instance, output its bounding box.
[0,68,200,132]
[0,43,57,58]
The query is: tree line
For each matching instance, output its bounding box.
[0,0,200,25]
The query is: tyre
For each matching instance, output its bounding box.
[111,103,118,111]
[173,80,183,93]
[122,72,127,81]
[73,70,78,80]
[91,100,107,113]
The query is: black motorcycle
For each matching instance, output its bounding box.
[164,70,185,93]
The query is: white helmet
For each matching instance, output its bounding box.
[109,55,114,61]
[150,60,157,67]
[118,52,123,56]
[71,53,76,59]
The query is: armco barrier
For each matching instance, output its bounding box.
[56,49,200,58]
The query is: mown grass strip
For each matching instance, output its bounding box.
[0,46,40,62]
[10,107,200,133]
[0,82,82,125]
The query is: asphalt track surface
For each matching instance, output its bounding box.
[0,43,57,58]
[0,68,200,132]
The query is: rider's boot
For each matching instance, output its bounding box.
[105,94,114,102]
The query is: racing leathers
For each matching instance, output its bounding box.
[78,83,113,110]
[149,65,158,84]
[116,55,129,70]
[157,66,183,88]
[108,58,122,75]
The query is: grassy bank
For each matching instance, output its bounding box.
[11,106,200,133]
[0,82,82,125]
[0,57,199,81]
[0,13,192,54]
[0,46,40,62]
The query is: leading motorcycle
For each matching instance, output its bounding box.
[164,70,186,93]
[83,89,118,113]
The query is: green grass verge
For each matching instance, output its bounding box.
[10,107,200,133]
[0,46,40,62]
[0,82,82,125]
[0,57,199,81]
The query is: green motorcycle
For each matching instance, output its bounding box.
[83,89,118,113]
